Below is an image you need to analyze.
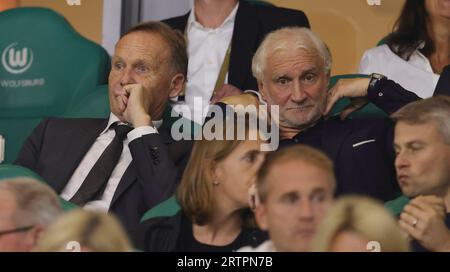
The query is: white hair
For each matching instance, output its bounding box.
[252,27,332,83]
[0,178,62,227]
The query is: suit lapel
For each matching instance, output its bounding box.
[228,0,259,88]
[53,119,108,193]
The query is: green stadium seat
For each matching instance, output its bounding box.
[329,74,387,119]
[0,7,110,163]
[0,164,77,211]
[140,196,180,222]
[385,195,410,217]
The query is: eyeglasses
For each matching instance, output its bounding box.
[0,226,34,237]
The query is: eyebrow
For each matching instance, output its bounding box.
[133,59,149,66]
[111,56,123,62]
[280,191,299,200]
[274,67,319,79]
[302,67,319,74]
[310,187,326,196]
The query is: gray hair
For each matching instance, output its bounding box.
[252,27,332,83]
[391,96,450,145]
[0,178,62,227]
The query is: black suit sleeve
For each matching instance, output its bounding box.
[368,78,421,115]
[14,118,50,170]
[128,133,180,210]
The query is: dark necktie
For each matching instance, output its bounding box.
[70,124,133,206]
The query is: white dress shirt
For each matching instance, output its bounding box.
[170,2,239,125]
[359,44,440,98]
[60,113,161,212]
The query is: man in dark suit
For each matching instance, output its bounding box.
[15,22,192,234]
[229,27,422,201]
[163,0,309,124]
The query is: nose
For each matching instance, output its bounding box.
[120,68,135,87]
[297,199,314,221]
[395,151,410,170]
[291,80,307,103]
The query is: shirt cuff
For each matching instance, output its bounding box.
[127,126,158,142]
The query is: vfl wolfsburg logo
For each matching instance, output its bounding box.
[1,43,34,74]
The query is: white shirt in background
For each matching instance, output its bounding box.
[60,113,161,212]
[170,2,239,125]
[359,44,439,98]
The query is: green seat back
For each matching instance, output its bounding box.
[385,195,410,217]
[140,196,180,222]
[0,7,110,163]
[328,74,387,119]
[63,84,110,118]
[0,164,77,211]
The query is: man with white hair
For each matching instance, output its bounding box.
[0,177,62,252]
[232,27,422,201]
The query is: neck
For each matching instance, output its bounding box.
[280,118,321,140]
[427,19,450,72]
[192,201,243,245]
[194,0,238,28]
[280,127,301,140]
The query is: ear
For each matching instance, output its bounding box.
[168,73,186,98]
[205,159,220,184]
[258,81,268,102]
[255,204,269,231]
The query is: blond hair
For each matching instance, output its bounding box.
[391,96,450,145]
[34,210,132,252]
[312,196,410,252]
[257,145,336,203]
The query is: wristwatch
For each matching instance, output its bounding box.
[368,73,387,92]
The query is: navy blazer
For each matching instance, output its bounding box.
[280,79,421,201]
[163,0,310,92]
[15,117,192,235]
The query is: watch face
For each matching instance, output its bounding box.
[372,73,383,80]
[370,73,385,88]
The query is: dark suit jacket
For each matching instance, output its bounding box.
[281,79,422,201]
[15,117,192,234]
[434,64,450,96]
[163,0,310,92]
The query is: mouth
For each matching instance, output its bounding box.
[397,175,410,186]
[287,105,313,111]
[295,228,316,237]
